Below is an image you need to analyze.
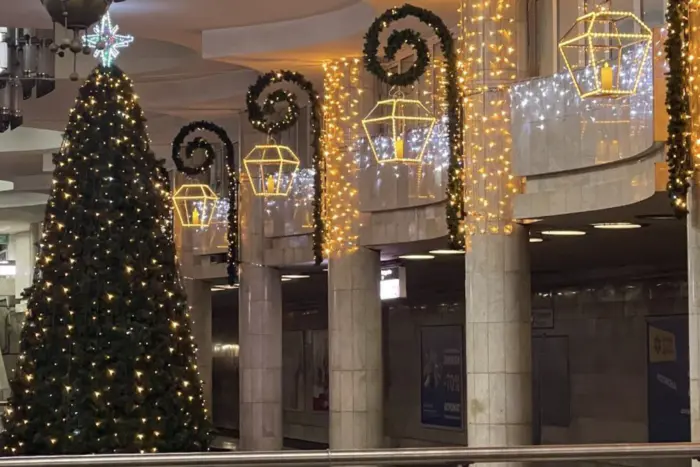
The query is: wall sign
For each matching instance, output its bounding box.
[532,308,554,329]
[647,316,690,442]
[420,325,463,429]
[380,266,406,300]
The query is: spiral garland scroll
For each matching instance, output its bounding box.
[364,3,464,249]
[172,121,239,284]
[665,0,693,216]
[246,70,324,264]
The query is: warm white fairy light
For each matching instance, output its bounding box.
[459,0,522,238]
[1,67,209,454]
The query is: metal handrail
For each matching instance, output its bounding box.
[0,443,699,467]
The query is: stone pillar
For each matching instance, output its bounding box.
[238,189,283,451]
[184,279,213,413]
[688,182,700,448]
[8,224,40,300]
[465,225,531,457]
[328,247,383,449]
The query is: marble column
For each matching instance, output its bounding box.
[465,225,531,460]
[9,222,40,300]
[688,181,700,448]
[238,189,283,451]
[184,279,213,413]
[328,247,383,449]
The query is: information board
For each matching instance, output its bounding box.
[420,325,463,428]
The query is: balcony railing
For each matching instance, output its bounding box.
[1,443,699,467]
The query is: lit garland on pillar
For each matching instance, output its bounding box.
[246,70,324,264]
[1,66,211,454]
[322,58,361,257]
[665,0,693,215]
[171,121,238,284]
[363,4,465,250]
[459,0,521,238]
[690,1,700,205]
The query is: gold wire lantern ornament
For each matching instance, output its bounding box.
[243,140,300,197]
[362,93,437,164]
[558,9,652,99]
[172,184,219,228]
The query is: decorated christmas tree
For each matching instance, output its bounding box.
[0,66,210,454]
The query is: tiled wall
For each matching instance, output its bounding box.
[533,278,688,467]
[212,273,690,456]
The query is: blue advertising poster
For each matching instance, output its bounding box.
[647,316,690,442]
[420,325,463,428]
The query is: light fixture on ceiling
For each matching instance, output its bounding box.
[282,277,293,282]
[518,218,543,225]
[636,214,676,221]
[529,237,544,243]
[429,249,465,255]
[591,222,642,230]
[282,274,310,280]
[541,230,587,236]
[211,284,238,291]
[399,254,435,260]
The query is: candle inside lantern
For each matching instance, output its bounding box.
[266,174,276,194]
[600,62,613,91]
[395,136,404,160]
[192,207,200,225]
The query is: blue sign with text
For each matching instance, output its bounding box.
[420,325,463,428]
[647,316,690,442]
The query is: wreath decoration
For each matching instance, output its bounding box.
[171,121,239,284]
[363,4,464,249]
[665,0,693,216]
[246,70,324,264]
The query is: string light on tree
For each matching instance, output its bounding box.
[0,65,210,454]
[82,12,134,67]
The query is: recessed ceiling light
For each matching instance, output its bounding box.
[519,218,543,225]
[592,222,642,230]
[636,214,676,221]
[282,277,293,282]
[282,274,310,280]
[541,230,586,236]
[399,254,435,260]
[529,237,544,243]
[429,249,465,255]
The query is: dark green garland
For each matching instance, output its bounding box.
[247,71,324,264]
[364,4,464,249]
[665,0,693,216]
[172,121,239,285]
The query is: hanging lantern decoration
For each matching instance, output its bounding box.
[558,10,652,99]
[363,4,464,249]
[362,97,436,164]
[171,121,239,285]
[243,144,300,197]
[172,184,219,228]
[246,70,325,264]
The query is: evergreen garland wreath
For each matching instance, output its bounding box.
[665,0,693,215]
[363,4,465,249]
[171,121,239,284]
[247,70,325,264]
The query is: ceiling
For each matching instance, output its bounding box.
[210,192,687,314]
[0,0,461,205]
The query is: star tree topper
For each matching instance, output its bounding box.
[82,12,134,67]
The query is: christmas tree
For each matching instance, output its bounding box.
[1,66,211,454]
